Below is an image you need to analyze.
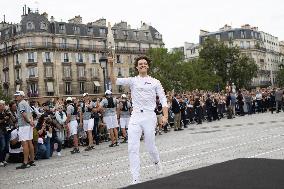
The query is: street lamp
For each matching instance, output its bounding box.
[99,55,109,92]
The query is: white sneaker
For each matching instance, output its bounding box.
[0,162,4,167]
[155,162,163,175]
[57,152,61,156]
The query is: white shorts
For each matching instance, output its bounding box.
[83,119,94,131]
[70,120,78,136]
[120,117,130,129]
[104,115,119,130]
[18,126,33,142]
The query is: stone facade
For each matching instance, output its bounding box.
[0,10,164,98]
[199,24,281,87]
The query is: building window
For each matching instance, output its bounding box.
[100,28,106,34]
[63,66,71,78]
[123,30,128,37]
[215,34,221,41]
[45,66,53,77]
[15,54,20,65]
[43,37,49,47]
[228,32,234,39]
[88,27,93,33]
[116,55,121,63]
[60,38,67,48]
[91,54,96,63]
[144,32,149,39]
[65,82,71,95]
[15,69,21,80]
[27,37,33,47]
[40,22,47,30]
[247,41,251,49]
[118,67,122,77]
[27,22,34,30]
[76,53,83,63]
[240,41,244,49]
[133,31,138,39]
[28,67,38,77]
[45,52,51,62]
[78,66,85,78]
[28,52,34,62]
[59,24,65,30]
[46,82,54,96]
[76,39,80,49]
[241,31,245,39]
[79,82,85,94]
[28,83,38,96]
[63,53,69,62]
[94,86,99,94]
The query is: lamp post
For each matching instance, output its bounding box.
[99,55,109,92]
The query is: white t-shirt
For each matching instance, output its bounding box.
[9,129,23,154]
[116,75,168,112]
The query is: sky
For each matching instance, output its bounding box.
[1,0,284,48]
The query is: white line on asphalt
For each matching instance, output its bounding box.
[247,147,284,158]
[15,126,284,185]
[60,133,284,188]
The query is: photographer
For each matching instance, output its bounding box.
[0,100,10,166]
[35,116,52,159]
[8,126,23,163]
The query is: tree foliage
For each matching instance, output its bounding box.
[275,68,284,87]
[147,48,221,92]
[199,38,258,89]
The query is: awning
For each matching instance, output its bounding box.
[16,85,20,91]
[46,82,54,92]
[93,81,101,86]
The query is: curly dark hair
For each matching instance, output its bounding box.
[134,55,152,69]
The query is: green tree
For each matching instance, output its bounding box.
[230,55,258,88]
[199,38,258,89]
[275,68,284,87]
[0,85,11,103]
[146,48,222,92]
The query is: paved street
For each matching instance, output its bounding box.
[1,112,284,189]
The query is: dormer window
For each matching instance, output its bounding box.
[59,24,65,30]
[27,22,34,30]
[100,28,106,34]
[40,22,47,30]
[123,30,128,36]
[144,32,149,39]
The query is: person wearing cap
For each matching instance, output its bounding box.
[116,55,168,184]
[80,93,96,151]
[117,94,131,143]
[100,90,120,147]
[14,91,36,169]
[65,97,80,154]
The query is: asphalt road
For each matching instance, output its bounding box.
[0,112,283,189]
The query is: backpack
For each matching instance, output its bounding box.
[121,101,129,112]
[106,97,115,108]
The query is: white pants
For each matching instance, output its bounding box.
[70,120,78,136]
[83,118,94,131]
[128,111,160,181]
[120,117,130,129]
[18,126,33,141]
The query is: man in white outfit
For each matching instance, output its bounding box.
[116,55,168,184]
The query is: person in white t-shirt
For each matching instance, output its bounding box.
[116,55,168,184]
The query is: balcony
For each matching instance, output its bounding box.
[15,79,22,85]
[62,77,72,81]
[78,76,87,81]
[27,76,39,82]
[2,66,9,72]
[27,92,39,97]
[115,46,149,54]
[0,42,108,56]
